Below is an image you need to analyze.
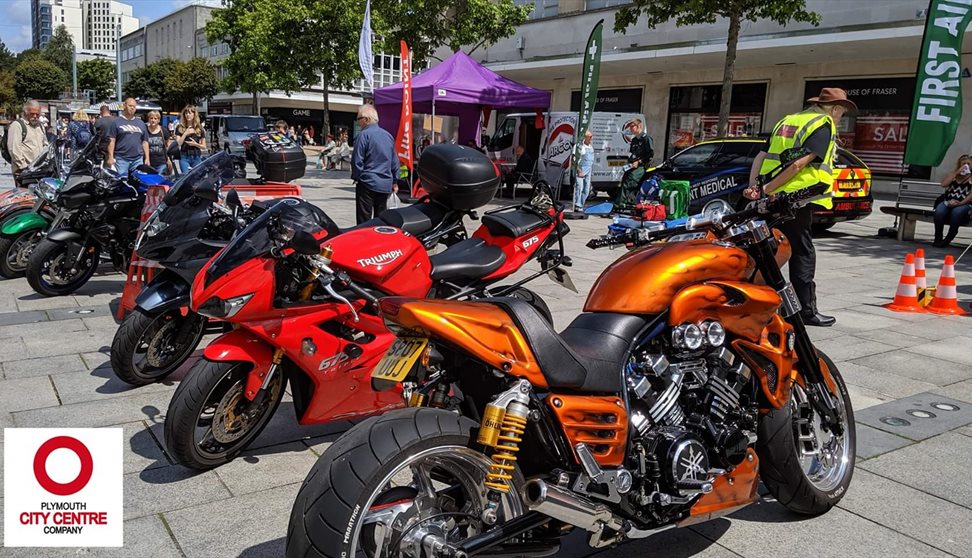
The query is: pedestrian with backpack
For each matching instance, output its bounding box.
[2,100,48,188]
[67,108,94,155]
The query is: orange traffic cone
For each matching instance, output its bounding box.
[915,248,929,304]
[885,253,927,313]
[927,255,968,315]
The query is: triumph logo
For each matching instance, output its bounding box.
[357,249,404,268]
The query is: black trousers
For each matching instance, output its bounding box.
[355,182,390,224]
[778,205,817,315]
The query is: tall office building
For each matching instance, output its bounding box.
[31,0,137,53]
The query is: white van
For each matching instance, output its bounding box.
[486,111,647,196]
[214,115,268,155]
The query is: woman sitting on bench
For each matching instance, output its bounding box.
[934,154,972,247]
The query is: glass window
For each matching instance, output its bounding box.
[669,143,723,170]
[514,0,557,19]
[586,0,631,8]
[666,83,766,157]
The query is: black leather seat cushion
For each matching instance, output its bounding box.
[489,297,648,393]
[429,238,506,281]
[378,201,448,237]
[481,208,549,238]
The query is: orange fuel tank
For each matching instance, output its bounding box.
[585,240,755,314]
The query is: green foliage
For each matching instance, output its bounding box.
[0,70,17,115]
[164,57,219,109]
[375,0,532,67]
[614,0,820,32]
[77,58,115,102]
[16,48,44,64]
[44,25,75,76]
[123,58,183,108]
[13,58,67,100]
[0,40,16,72]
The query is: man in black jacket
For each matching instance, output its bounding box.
[617,119,654,205]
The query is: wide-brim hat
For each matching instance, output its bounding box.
[806,87,857,113]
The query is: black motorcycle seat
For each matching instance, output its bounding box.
[488,297,649,393]
[481,208,549,238]
[378,201,449,237]
[429,238,506,281]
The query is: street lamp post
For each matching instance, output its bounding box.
[115,23,122,102]
[72,49,78,99]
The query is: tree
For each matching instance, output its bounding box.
[164,57,219,109]
[14,58,67,100]
[0,70,17,116]
[375,0,532,67]
[16,48,44,64]
[44,25,75,77]
[615,0,820,136]
[0,40,16,72]
[123,58,183,108]
[77,58,115,102]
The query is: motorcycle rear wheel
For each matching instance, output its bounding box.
[26,238,100,296]
[0,230,41,279]
[287,408,523,558]
[756,350,855,515]
[165,358,284,470]
[111,308,207,386]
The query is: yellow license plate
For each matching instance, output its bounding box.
[608,160,627,167]
[371,337,429,383]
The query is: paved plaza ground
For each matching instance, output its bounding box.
[1,157,972,557]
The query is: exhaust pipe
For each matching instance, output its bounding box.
[521,479,624,533]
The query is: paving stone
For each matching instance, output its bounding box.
[15,294,80,312]
[568,526,741,558]
[906,335,972,367]
[691,501,951,558]
[45,303,113,322]
[246,400,355,451]
[50,367,175,405]
[0,309,48,327]
[827,308,911,332]
[80,349,112,369]
[13,389,169,428]
[845,383,891,410]
[838,469,972,557]
[0,375,60,412]
[850,350,972,386]
[861,432,972,509]
[0,337,29,362]
[2,353,86,379]
[856,423,914,460]
[813,335,897,362]
[855,327,940,348]
[212,441,318,496]
[886,318,972,341]
[121,420,171,474]
[855,393,972,441]
[848,303,937,322]
[123,465,232,520]
[0,411,13,442]
[0,514,181,558]
[22,329,112,358]
[82,314,124,331]
[164,483,299,557]
[934,379,972,404]
[837,360,939,400]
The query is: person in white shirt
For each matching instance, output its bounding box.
[574,130,595,212]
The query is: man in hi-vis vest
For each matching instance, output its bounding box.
[744,88,857,327]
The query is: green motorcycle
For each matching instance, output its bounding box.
[0,178,63,279]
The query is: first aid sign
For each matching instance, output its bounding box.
[4,428,123,547]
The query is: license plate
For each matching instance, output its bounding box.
[837,180,862,192]
[608,160,626,167]
[371,337,428,383]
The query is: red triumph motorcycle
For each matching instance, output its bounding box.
[164,145,573,469]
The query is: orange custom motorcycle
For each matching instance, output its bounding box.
[287,186,855,558]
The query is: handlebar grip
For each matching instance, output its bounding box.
[343,277,379,306]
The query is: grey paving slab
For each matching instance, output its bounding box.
[123,465,232,520]
[0,375,60,412]
[839,468,972,557]
[588,527,742,558]
[15,294,79,312]
[0,317,87,340]
[934,379,972,405]
[21,329,112,358]
[245,401,354,451]
[850,349,972,386]
[827,308,912,332]
[82,314,124,331]
[884,318,972,341]
[861,432,972,509]
[849,303,939,322]
[855,393,972,441]
[212,441,318,497]
[49,367,175,405]
[0,309,48,326]
[906,335,972,367]
[856,326,942,348]
[856,423,914,460]
[813,335,898,362]
[164,482,299,558]
[0,411,12,442]
[1,353,85,379]
[691,502,950,558]
[837,360,940,400]
[80,349,112,369]
[0,514,181,558]
[12,389,169,428]
[45,303,114,321]
[122,420,171,474]
[0,337,28,362]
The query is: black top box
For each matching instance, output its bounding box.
[418,144,499,210]
[247,133,306,182]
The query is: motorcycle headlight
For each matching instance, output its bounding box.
[672,323,704,351]
[198,293,253,319]
[35,178,62,202]
[700,320,726,347]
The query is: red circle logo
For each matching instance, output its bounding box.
[33,436,94,496]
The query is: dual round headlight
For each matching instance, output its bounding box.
[673,320,725,350]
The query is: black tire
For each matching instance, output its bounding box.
[110,308,207,386]
[507,286,552,323]
[0,230,41,279]
[756,350,856,515]
[287,408,521,558]
[164,358,285,470]
[26,238,100,297]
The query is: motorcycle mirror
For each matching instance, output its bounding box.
[225,189,242,209]
[193,183,219,203]
[289,230,321,256]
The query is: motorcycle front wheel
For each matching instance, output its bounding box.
[0,230,42,279]
[26,238,101,296]
[111,308,207,386]
[756,349,856,515]
[287,408,524,558]
[164,358,284,470]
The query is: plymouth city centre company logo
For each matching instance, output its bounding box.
[4,428,123,547]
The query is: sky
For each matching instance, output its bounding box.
[0,0,222,54]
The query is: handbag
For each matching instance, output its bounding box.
[635,201,666,221]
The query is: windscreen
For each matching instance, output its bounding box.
[225,117,266,132]
[163,151,236,206]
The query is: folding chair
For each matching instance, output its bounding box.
[506,159,539,199]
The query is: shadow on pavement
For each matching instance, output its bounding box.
[239,537,285,557]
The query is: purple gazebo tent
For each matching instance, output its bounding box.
[374,51,551,146]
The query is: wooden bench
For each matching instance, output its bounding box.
[879,180,943,241]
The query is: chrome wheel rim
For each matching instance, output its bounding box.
[348,445,523,557]
[7,232,38,271]
[791,383,852,493]
[193,364,282,456]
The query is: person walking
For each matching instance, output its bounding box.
[5,100,49,188]
[932,154,972,247]
[574,130,595,211]
[67,108,94,155]
[274,120,290,137]
[175,105,206,173]
[145,111,171,175]
[744,87,856,327]
[617,119,654,205]
[351,105,398,224]
[93,104,114,163]
[106,98,149,176]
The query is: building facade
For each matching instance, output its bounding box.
[31,0,136,52]
[482,0,960,185]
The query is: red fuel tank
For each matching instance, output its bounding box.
[325,225,433,297]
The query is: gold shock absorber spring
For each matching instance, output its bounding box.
[484,412,528,493]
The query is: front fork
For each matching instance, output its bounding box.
[751,240,843,434]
